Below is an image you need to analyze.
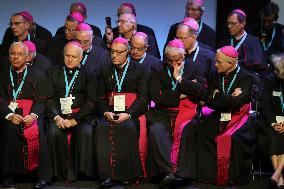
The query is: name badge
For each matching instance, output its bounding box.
[276,116,284,123]
[114,95,125,112]
[273,91,281,97]
[60,97,73,114]
[8,101,18,113]
[220,112,232,121]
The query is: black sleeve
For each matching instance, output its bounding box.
[260,75,275,124]
[73,71,98,121]
[127,69,149,116]
[149,68,180,107]
[46,69,61,118]
[97,69,111,115]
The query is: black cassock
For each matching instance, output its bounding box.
[103,24,161,59]
[132,53,162,75]
[185,45,216,83]
[0,67,52,181]
[1,32,49,57]
[28,53,51,74]
[146,59,205,179]
[95,60,148,181]
[55,23,102,38]
[46,35,106,66]
[247,23,284,68]
[218,33,266,73]
[46,64,97,180]
[258,74,284,156]
[165,21,216,51]
[194,67,255,185]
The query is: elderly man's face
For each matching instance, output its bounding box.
[10,15,29,38]
[165,51,185,68]
[215,52,236,73]
[64,45,82,69]
[185,2,203,21]
[117,14,134,35]
[111,43,128,65]
[9,44,29,70]
[130,36,147,61]
[64,20,78,41]
[227,14,245,37]
[176,26,196,50]
[76,31,93,52]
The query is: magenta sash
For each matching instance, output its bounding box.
[17,99,39,171]
[215,104,250,185]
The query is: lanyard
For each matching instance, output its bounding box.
[9,66,28,101]
[63,66,79,98]
[198,20,203,35]
[137,53,146,64]
[14,33,30,42]
[193,45,199,63]
[114,58,130,92]
[81,46,92,66]
[167,61,185,91]
[280,84,284,113]
[231,32,247,50]
[222,66,240,94]
[262,26,275,51]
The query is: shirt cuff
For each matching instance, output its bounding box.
[30,113,38,119]
[5,113,14,120]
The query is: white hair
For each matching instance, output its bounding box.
[164,46,185,56]
[9,42,29,56]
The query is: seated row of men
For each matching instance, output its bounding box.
[0,28,284,188]
[1,1,284,74]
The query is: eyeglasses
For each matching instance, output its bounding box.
[176,35,191,41]
[130,46,146,52]
[166,58,183,64]
[76,39,92,45]
[9,52,27,58]
[116,19,132,25]
[9,21,27,27]
[110,49,127,55]
[65,28,75,33]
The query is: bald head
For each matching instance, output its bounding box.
[130,33,148,61]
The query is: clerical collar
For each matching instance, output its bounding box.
[65,65,79,75]
[136,52,147,64]
[225,64,238,76]
[234,31,246,41]
[187,42,198,54]
[12,65,27,73]
[116,60,128,69]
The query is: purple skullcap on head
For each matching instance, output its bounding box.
[74,2,87,13]
[219,46,238,58]
[76,23,92,31]
[70,12,84,23]
[112,37,129,45]
[234,9,246,17]
[182,18,199,32]
[66,41,83,48]
[135,32,148,38]
[189,0,204,7]
[167,39,184,49]
[19,11,33,22]
[23,41,36,53]
[121,2,136,16]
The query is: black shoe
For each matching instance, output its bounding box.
[160,172,184,188]
[1,175,16,188]
[100,178,113,189]
[269,178,278,189]
[33,180,49,189]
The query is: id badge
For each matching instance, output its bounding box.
[272,91,281,97]
[220,112,232,121]
[60,97,73,114]
[8,101,18,113]
[276,116,284,123]
[114,95,125,112]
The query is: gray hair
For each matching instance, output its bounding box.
[164,46,185,57]
[9,42,29,56]
[64,43,83,57]
[178,23,198,36]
